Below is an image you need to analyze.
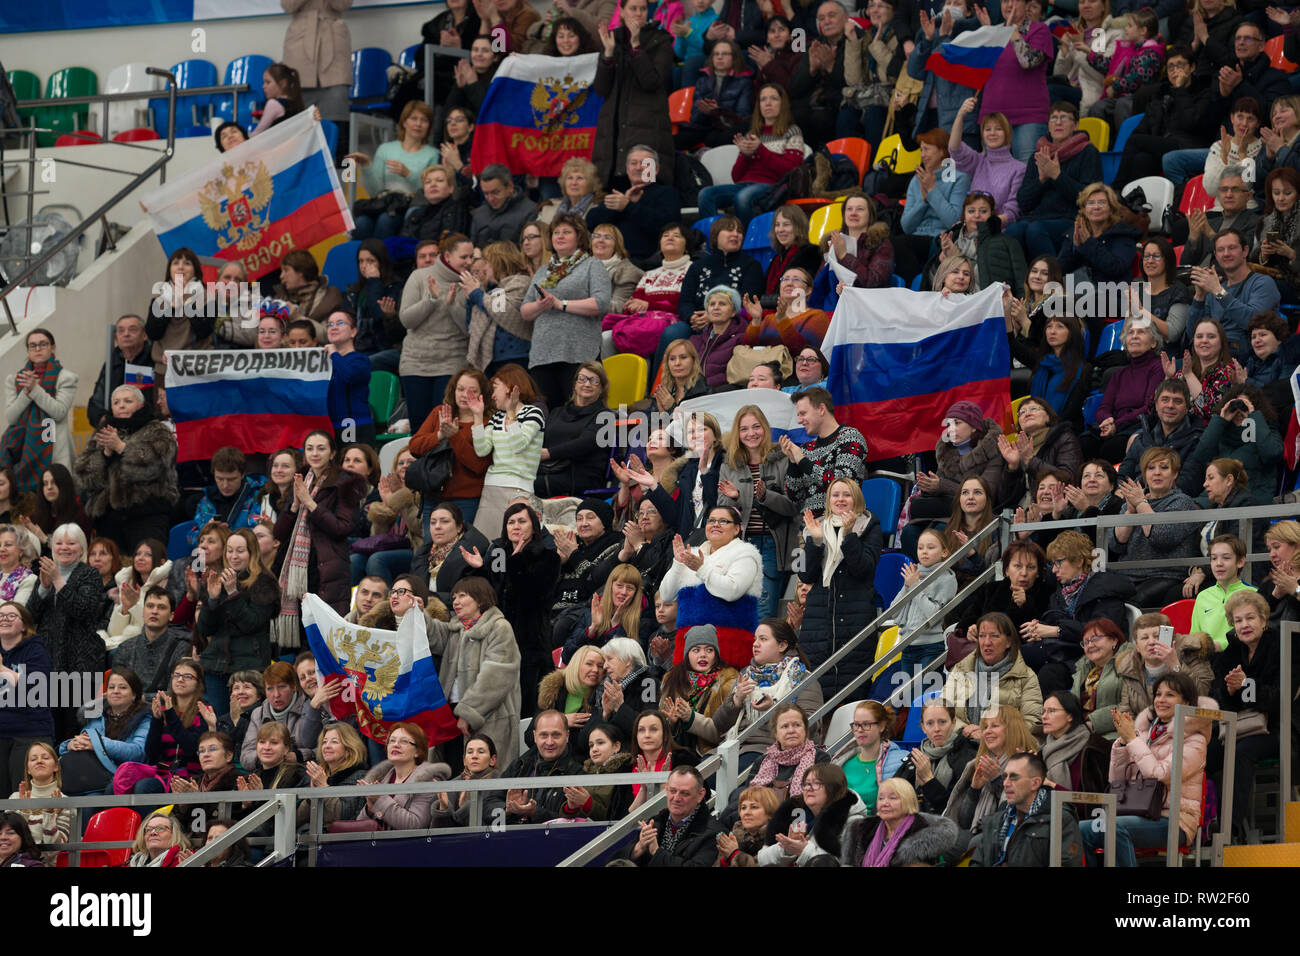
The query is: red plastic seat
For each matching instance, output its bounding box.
[55,807,141,868]
[1160,598,1195,634]
[112,127,160,143]
[552,647,563,668]
[1266,35,1297,73]
[54,130,102,147]
[668,87,694,134]
[826,136,872,180]
[1179,175,1213,215]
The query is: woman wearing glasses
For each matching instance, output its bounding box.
[535,362,616,498]
[758,761,864,866]
[354,722,451,830]
[322,311,374,449]
[741,267,828,354]
[128,811,191,867]
[2,329,77,492]
[1068,619,1130,740]
[658,504,762,669]
[782,347,829,394]
[833,701,905,814]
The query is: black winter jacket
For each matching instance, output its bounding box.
[535,401,615,498]
[1039,570,1135,649]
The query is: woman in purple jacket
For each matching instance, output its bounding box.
[949,97,1025,226]
[689,286,747,388]
[1081,317,1166,462]
[978,0,1053,162]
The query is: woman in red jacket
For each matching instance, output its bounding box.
[697,83,805,224]
[407,367,494,531]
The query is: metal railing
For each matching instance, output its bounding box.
[1050,791,1116,867]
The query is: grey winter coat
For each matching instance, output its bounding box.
[718,451,798,570]
[425,605,522,769]
[839,811,960,866]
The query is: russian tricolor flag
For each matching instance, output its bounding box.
[163,348,334,461]
[470,53,606,177]
[140,110,353,280]
[824,284,1010,461]
[302,594,460,748]
[924,25,1014,89]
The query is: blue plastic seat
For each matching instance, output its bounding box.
[1095,319,1125,356]
[168,521,197,560]
[890,273,905,287]
[861,477,903,536]
[176,125,213,138]
[323,240,362,289]
[1101,111,1144,184]
[398,43,423,71]
[693,215,721,250]
[743,211,775,269]
[213,54,273,131]
[874,551,910,611]
[910,272,923,291]
[350,48,393,114]
[1081,390,1104,425]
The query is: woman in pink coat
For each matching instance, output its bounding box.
[1080,671,1214,866]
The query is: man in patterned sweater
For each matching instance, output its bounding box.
[780,387,868,515]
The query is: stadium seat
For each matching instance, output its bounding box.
[860,477,903,536]
[92,62,162,139]
[54,130,102,146]
[350,48,393,114]
[825,136,871,180]
[167,521,197,560]
[1096,319,1125,357]
[398,43,423,71]
[1125,603,1141,631]
[55,807,140,868]
[322,240,362,289]
[873,623,903,669]
[214,54,273,131]
[742,211,775,269]
[171,59,220,125]
[369,371,402,428]
[1100,112,1143,183]
[1179,175,1212,215]
[603,354,648,409]
[826,699,871,747]
[1078,116,1110,152]
[112,127,160,142]
[176,125,213,138]
[35,66,98,147]
[7,69,40,124]
[1081,390,1104,425]
[699,144,739,187]
[1159,598,1194,633]
[910,272,923,291]
[1004,394,1029,433]
[808,201,843,244]
[874,133,920,174]
[1266,34,1298,73]
[874,551,910,609]
[518,717,532,756]
[1122,175,1175,233]
[668,86,694,134]
[890,273,905,287]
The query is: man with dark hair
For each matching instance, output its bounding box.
[1117,378,1205,495]
[111,587,192,694]
[187,446,266,546]
[501,709,582,824]
[1175,169,1259,269]
[780,387,868,513]
[470,164,537,246]
[624,765,722,866]
[1186,227,1280,355]
[87,314,156,427]
[586,146,682,266]
[414,239,440,270]
[971,751,1083,867]
[1007,100,1103,260]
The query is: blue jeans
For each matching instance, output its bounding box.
[1010,122,1049,163]
[1162,148,1210,185]
[400,374,451,436]
[698,183,773,223]
[1005,218,1072,261]
[204,672,230,719]
[1079,814,1184,867]
[752,532,785,621]
[351,547,413,585]
[353,211,403,240]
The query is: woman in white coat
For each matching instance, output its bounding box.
[2,329,77,492]
[658,504,762,671]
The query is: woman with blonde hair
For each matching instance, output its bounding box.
[538,644,606,735]
[538,157,604,223]
[562,564,643,663]
[944,704,1038,835]
[305,719,372,825]
[841,776,960,867]
[1264,519,1300,619]
[1058,182,1142,288]
[631,338,706,414]
[591,223,644,313]
[717,403,796,619]
[128,811,191,867]
[10,742,69,861]
[520,221,552,275]
[197,528,279,706]
[347,99,439,239]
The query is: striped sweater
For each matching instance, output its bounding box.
[472,404,546,490]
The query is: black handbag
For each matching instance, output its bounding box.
[59,750,114,795]
[1108,770,1166,820]
[403,440,455,496]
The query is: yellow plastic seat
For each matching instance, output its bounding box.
[808,201,844,244]
[602,353,648,409]
[874,133,921,175]
[1078,117,1110,152]
[874,624,903,669]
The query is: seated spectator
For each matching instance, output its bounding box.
[437,106,477,193]
[1083,7,1164,129]
[126,657,206,792]
[1111,444,1203,609]
[1069,618,1131,740]
[748,15,800,91]
[561,565,644,665]
[898,129,971,281]
[698,83,804,223]
[944,704,1038,835]
[353,722,450,830]
[1206,98,1264,212]
[1120,612,1214,717]
[624,764,722,866]
[1190,234,1283,365]
[1081,319,1164,463]
[1185,533,1255,652]
[822,192,895,292]
[833,701,905,814]
[788,0,850,147]
[634,340,708,416]
[629,411,722,538]
[840,776,960,867]
[674,39,754,151]
[659,624,739,756]
[343,240,405,374]
[73,385,178,552]
[950,99,1023,226]
[671,0,720,86]
[1025,314,1090,428]
[1253,168,1300,304]
[9,745,66,861]
[399,233,474,431]
[112,587,191,694]
[215,670,263,761]
[287,317,317,347]
[471,165,538,248]
[1163,317,1238,424]
[0,525,35,608]
[18,464,90,551]
[537,158,603,223]
[930,192,1027,294]
[146,249,213,381]
[127,811,191,867]
[238,661,321,768]
[759,761,864,867]
[187,447,266,547]
[760,206,821,305]
[352,446,419,585]
[972,751,1082,866]
[538,647,606,752]
[3,329,77,490]
[1255,93,1300,192]
[1118,378,1205,495]
[945,611,1045,738]
[346,101,439,239]
[1026,530,1134,691]
[1125,238,1192,347]
[1115,45,1207,185]
[101,539,171,652]
[273,250,345,340]
[894,703,980,816]
[1080,671,1211,865]
[943,476,1001,584]
[59,665,153,799]
[614,496,675,635]
[1058,182,1141,295]
[1178,170,1261,271]
[250,62,305,135]
[587,147,683,267]
[198,530,279,717]
[301,724,370,827]
[1263,518,1299,620]
[502,709,583,824]
[742,268,828,353]
[602,223,693,359]
[1205,21,1289,138]
[559,722,634,821]
[783,346,829,394]
[1240,313,1300,415]
[1007,101,1103,260]
[433,733,504,828]
[445,36,501,114]
[999,397,1083,505]
[400,165,470,243]
[690,286,747,388]
[798,478,882,697]
[747,701,830,806]
[590,224,644,314]
[716,785,779,866]
[957,540,1055,650]
[1190,389,1284,508]
[422,503,490,612]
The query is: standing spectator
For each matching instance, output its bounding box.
[822,193,895,292]
[87,314,155,427]
[463,241,535,373]
[2,330,77,493]
[1083,7,1165,130]
[398,232,474,431]
[274,250,345,339]
[468,364,546,537]
[779,387,869,515]
[898,130,971,281]
[280,0,353,139]
[198,531,280,718]
[980,0,1052,161]
[407,368,493,528]
[345,239,405,374]
[324,312,374,448]
[146,248,213,381]
[238,661,321,767]
[789,1,850,148]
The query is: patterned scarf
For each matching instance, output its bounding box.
[0,359,61,492]
[746,657,807,691]
[427,533,462,578]
[660,804,700,856]
[1148,718,1168,744]
[685,669,720,709]
[751,738,817,792]
[1059,572,1090,618]
[862,813,916,867]
[272,471,316,651]
[0,566,32,602]
[997,783,1050,860]
[540,250,589,289]
[1083,664,1102,712]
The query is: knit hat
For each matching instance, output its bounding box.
[576,497,614,532]
[944,400,986,431]
[683,624,720,656]
[704,285,742,316]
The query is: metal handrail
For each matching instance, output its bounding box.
[16,84,252,111]
[1168,704,1237,866]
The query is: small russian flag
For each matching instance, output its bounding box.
[123,362,154,388]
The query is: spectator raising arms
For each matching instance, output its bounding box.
[398,232,474,432]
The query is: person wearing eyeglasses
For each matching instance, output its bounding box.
[322,310,374,450]
[1068,618,1131,740]
[781,348,829,395]
[1006,100,1102,261]
[1206,22,1290,138]
[740,268,828,355]
[354,721,450,830]
[832,701,905,814]
[128,811,192,867]
[1176,170,1261,273]
[971,751,1083,867]
[3,329,77,493]
[534,363,615,498]
[0,603,52,799]
[758,761,864,866]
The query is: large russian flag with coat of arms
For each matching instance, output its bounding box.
[470,53,605,177]
[924,24,1015,89]
[824,284,1011,460]
[302,594,459,748]
[139,110,353,280]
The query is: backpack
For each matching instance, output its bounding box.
[674,151,713,208]
[816,146,860,191]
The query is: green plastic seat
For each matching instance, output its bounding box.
[368,370,407,448]
[6,70,40,125]
[35,67,98,147]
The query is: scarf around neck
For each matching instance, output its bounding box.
[272,470,317,650]
[818,512,868,588]
[920,734,960,789]
[540,249,590,289]
[1060,572,1089,617]
[968,653,1015,724]
[267,691,300,723]
[862,812,915,867]
[997,784,1050,855]
[752,738,816,792]
[1035,130,1091,163]
[0,566,32,602]
[1041,722,1091,785]
[1,358,61,492]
